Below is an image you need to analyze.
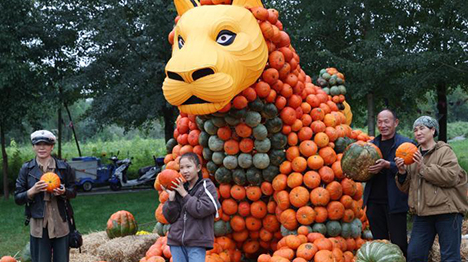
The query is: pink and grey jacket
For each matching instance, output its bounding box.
[162,178,220,249]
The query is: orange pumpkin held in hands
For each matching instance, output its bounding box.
[40,172,61,193]
[395,142,418,165]
[158,169,185,190]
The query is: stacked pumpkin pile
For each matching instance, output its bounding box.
[315,68,347,111]
[145,3,376,262]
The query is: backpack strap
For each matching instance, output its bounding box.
[203,180,219,219]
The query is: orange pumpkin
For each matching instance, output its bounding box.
[396,142,418,165]
[158,169,184,190]
[296,206,315,225]
[289,186,309,208]
[296,243,318,261]
[40,172,61,193]
[310,187,330,206]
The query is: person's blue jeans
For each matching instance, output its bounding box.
[30,227,69,262]
[408,213,463,262]
[170,246,206,262]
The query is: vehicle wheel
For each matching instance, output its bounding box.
[82,181,93,192]
[110,183,122,191]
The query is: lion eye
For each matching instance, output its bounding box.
[178,36,185,49]
[216,30,236,46]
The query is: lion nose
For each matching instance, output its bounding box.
[192,68,215,81]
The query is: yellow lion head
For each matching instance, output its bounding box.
[162,0,268,115]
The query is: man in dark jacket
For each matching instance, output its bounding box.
[15,130,77,262]
[364,109,413,257]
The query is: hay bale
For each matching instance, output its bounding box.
[96,233,159,262]
[70,252,101,262]
[72,231,109,256]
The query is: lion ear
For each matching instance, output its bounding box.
[174,0,200,16]
[231,0,264,8]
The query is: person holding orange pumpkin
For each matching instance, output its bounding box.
[363,109,414,257]
[162,152,220,262]
[14,130,77,262]
[395,116,468,262]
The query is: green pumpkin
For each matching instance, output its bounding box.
[245,111,262,127]
[212,116,227,127]
[208,135,224,152]
[262,165,279,182]
[246,167,263,185]
[271,133,287,150]
[238,153,253,169]
[338,85,346,94]
[340,222,352,238]
[229,108,247,119]
[106,210,138,239]
[269,149,286,166]
[232,168,247,185]
[253,124,268,140]
[261,103,278,120]
[341,141,382,181]
[166,138,177,154]
[206,161,218,175]
[356,241,405,262]
[363,229,373,240]
[214,220,227,237]
[253,153,270,169]
[312,223,327,235]
[334,137,354,154]
[202,148,213,161]
[215,167,232,184]
[265,117,283,134]
[330,85,340,96]
[225,115,241,126]
[223,155,238,170]
[255,138,271,153]
[204,120,218,135]
[198,131,210,147]
[154,222,164,236]
[322,87,330,95]
[212,151,225,165]
[281,225,298,236]
[249,98,264,112]
[326,220,342,237]
[322,72,331,80]
[195,116,205,131]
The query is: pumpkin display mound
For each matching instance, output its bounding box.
[341,141,382,182]
[148,0,376,261]
[106,210,138,239]
[40,172,61,192]
[395,142,418,165]
[355,240,405,262]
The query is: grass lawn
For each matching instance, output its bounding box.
[449,139,468,172]
[0,190,160,257]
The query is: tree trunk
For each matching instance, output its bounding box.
[1,124,9,200]
[367,92,375,136]
[163,106,178,143]
[58,107,62,159]
[64,103,82,156]
[437,83,448,142]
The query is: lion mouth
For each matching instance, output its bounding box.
[182,96,210,105]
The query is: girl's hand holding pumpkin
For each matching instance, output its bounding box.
[171,177,188,198]
[161,185,176,201]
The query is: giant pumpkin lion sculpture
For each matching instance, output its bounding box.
[147,0,372,261]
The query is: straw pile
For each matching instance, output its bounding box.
[70,231,159,262]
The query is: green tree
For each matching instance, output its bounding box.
[0,0,43,199]
[396,0,468,141]
[78,0,178,142]
[267,0,418,134]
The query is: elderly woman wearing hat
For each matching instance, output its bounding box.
[14,130,77,262]
[395,116,468,262]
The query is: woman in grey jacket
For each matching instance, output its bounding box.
[162,152,220,262]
